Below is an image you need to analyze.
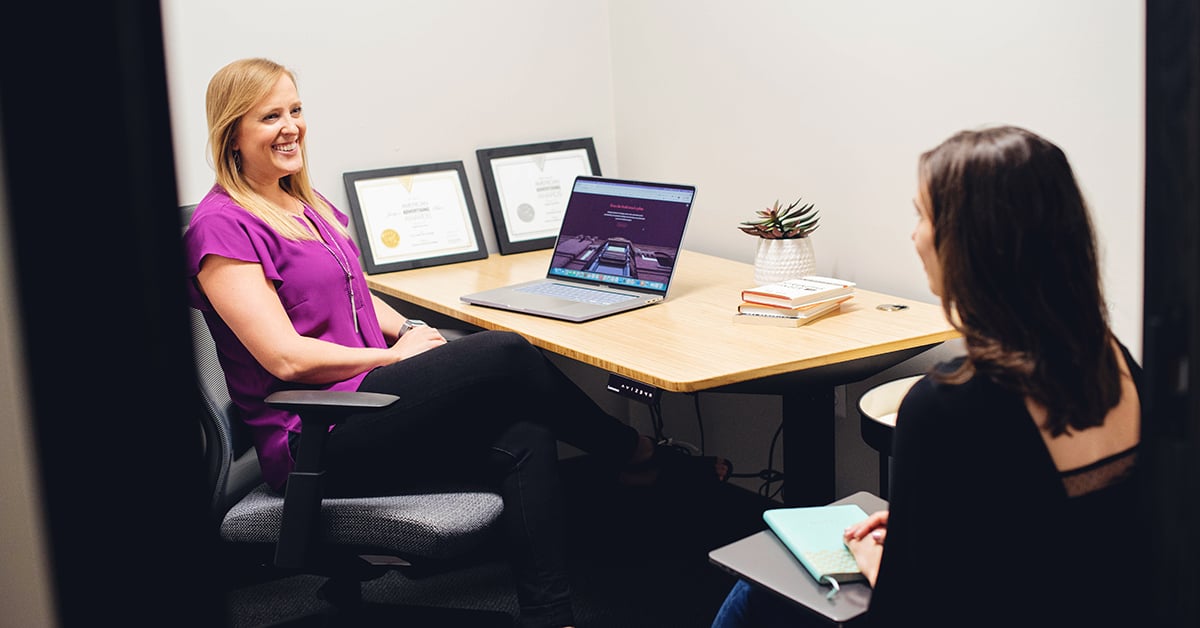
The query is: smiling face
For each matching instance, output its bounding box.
[233,73,305,192]
[912,184,942,297]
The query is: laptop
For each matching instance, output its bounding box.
[461,176,696,322]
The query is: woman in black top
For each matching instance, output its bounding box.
[712,126,1143,627]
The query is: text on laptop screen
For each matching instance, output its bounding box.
[547,179,694,293]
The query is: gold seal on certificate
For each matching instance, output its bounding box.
[380,228,400,248]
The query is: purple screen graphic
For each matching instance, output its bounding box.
[547,180,692,292]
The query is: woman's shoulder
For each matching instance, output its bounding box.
[188,188,275,238]
[902,357,967,402]
[900,358,1015,427]
[191,187,248,223]
[183,188,285,267]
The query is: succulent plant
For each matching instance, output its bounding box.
[738,198,819,239]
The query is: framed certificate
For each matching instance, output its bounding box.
[342,161,488,274]
[476,137,601,254]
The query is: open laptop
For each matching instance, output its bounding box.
[460,176,696,322]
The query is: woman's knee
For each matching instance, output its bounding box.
[482,330,542,360]
[469,330,552,381]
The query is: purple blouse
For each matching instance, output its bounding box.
[183,185,387,491]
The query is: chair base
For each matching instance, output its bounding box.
[259,603,513,627]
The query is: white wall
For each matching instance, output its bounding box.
[161,0,1145,496]
[161,0,620,256]
[607,0,1144,352]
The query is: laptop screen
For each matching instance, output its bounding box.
[547,177,695,295]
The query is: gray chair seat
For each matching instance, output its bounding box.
[220,484,504,560]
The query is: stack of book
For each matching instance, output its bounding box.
[733,276,856,327]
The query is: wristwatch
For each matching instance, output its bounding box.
[398,319,427,337]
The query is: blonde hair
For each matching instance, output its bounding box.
[205,58,343,241]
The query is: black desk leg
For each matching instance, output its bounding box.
[781,385,836,506]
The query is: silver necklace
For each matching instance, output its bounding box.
[308,208,359,334]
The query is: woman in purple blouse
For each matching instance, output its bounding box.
[184,58,726,628]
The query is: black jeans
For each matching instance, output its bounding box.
[317,330,640,628]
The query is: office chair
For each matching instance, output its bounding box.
[192,307,509,624]
[856,374,922,499]
[185,206,508,625]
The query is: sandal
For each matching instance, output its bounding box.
[619,439,733,488]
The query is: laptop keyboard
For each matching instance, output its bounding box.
[516,282,638,306]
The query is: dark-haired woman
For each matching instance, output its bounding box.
[713,126,1142,627]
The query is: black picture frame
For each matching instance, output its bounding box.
[342,161,488,274]
[476,137,601,254]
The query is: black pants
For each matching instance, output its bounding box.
[318,330,640,628]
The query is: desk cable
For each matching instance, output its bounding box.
[726,419,785,500]
[686,393,785,498]
[622,386,783,495]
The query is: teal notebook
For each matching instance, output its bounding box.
[763,504,868,592]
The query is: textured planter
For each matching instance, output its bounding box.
[753,237,816,284]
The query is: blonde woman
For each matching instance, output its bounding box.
[185,58,726,628]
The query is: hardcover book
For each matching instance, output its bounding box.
[732,299,845,327]
[741,276,856,308]
[737,295,853,317]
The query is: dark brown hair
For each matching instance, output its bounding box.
[918,126,1120,436]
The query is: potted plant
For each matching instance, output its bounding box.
[739,198,820,239]
[740,198,821,284]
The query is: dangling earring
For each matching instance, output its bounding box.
[232,150,242,172]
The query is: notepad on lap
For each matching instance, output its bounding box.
[763,504,868,591]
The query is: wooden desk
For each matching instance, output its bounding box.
[367,249,958,504]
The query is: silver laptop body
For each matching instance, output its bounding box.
[460,176,696,322]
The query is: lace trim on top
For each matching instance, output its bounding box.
[1060,446,1137,498]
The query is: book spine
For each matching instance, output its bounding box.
[740,311,802,319]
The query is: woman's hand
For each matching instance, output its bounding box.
[843,510,888,587]
[199,255,422,384]
[390,324,446,360]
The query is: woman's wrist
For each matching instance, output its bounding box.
[398,318,426,337]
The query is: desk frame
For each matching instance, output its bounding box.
[366,250,957,505]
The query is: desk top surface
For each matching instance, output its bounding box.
[366,250,959,392]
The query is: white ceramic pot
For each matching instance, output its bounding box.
[753,237,816,284]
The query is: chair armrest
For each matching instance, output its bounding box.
[265,390,399,470]
[266,389,399,420]
[265,389,399,570]
[266,391,398,475]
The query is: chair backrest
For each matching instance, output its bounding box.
[184,203,262,523]
[857,375,923,429]
[192,306,265,525]
[180,203,198,231]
